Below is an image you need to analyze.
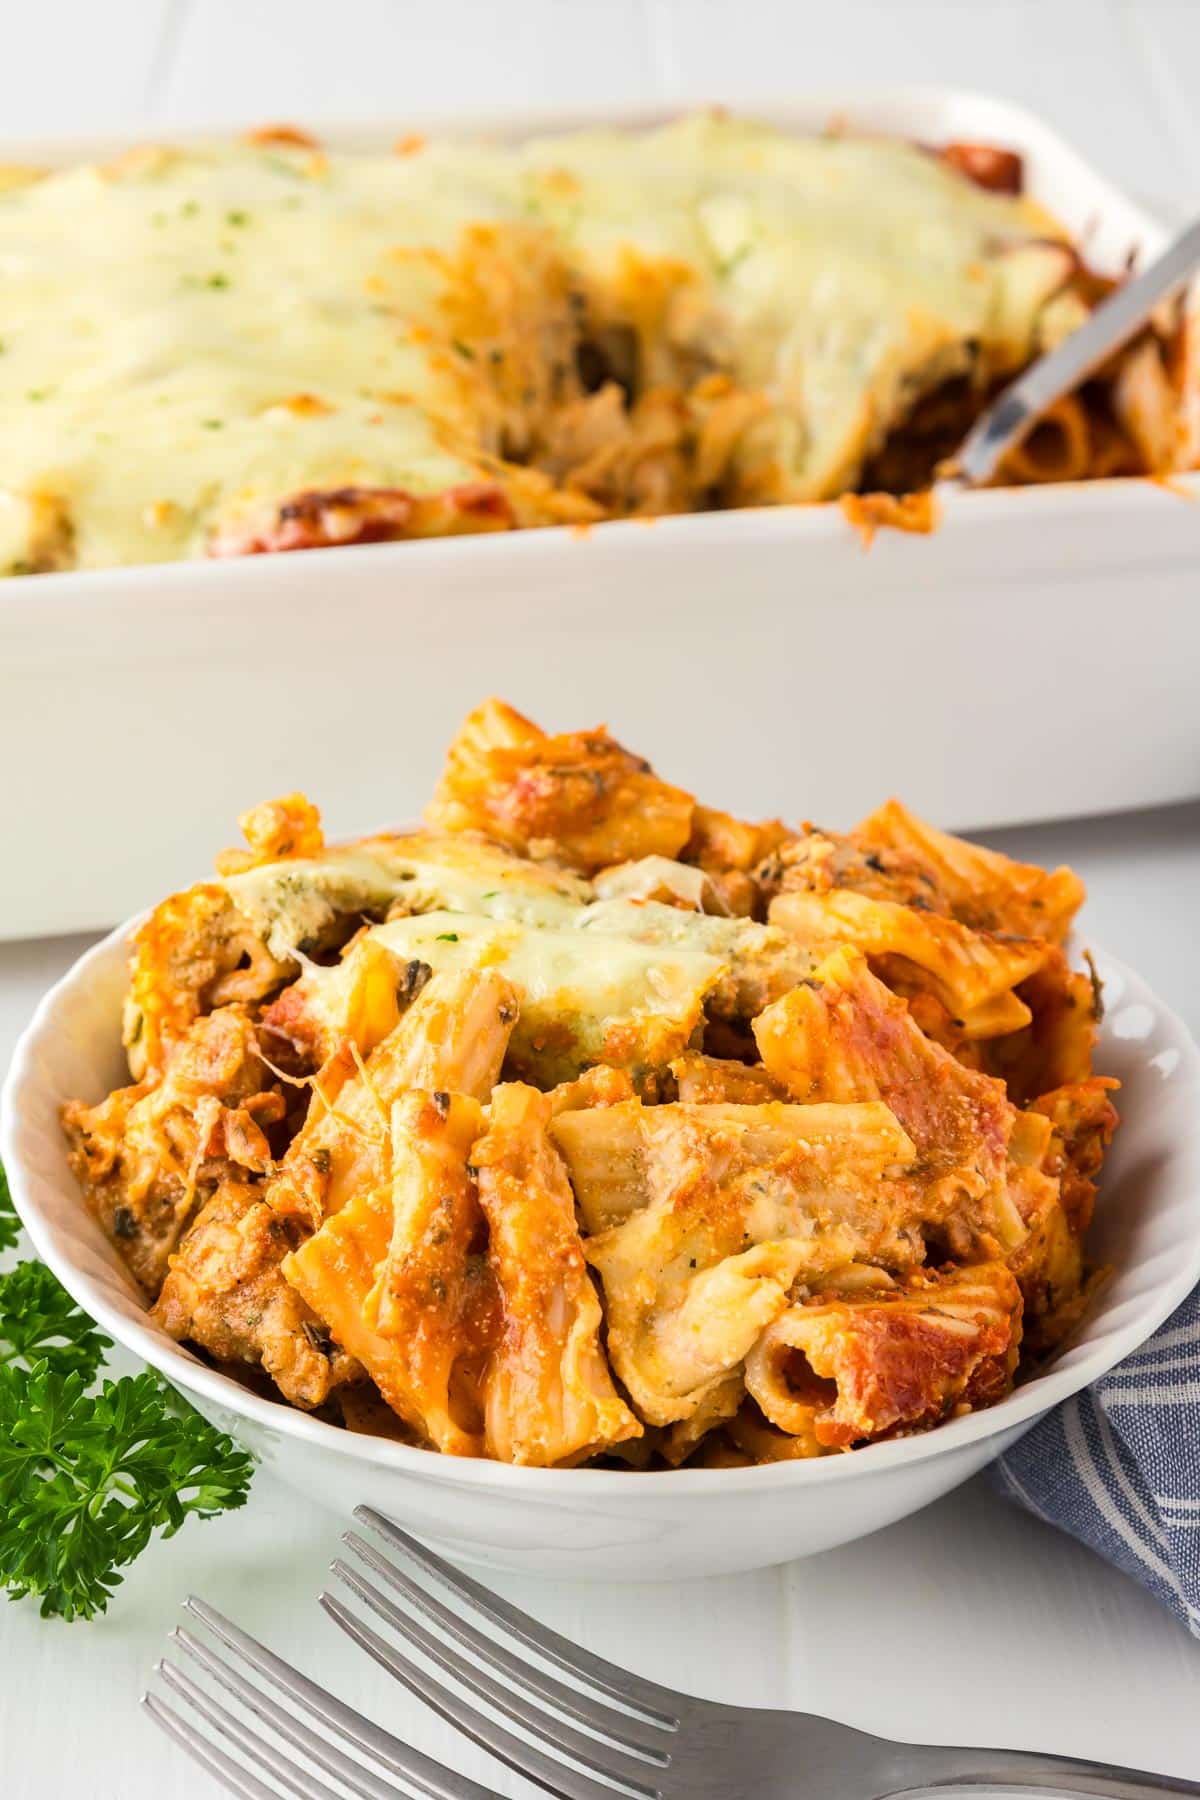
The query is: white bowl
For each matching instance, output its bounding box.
[4,923,1199,1582]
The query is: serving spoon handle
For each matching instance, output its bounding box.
[953,214,1200,486]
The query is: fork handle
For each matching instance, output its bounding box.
[891,1743,1200,1798]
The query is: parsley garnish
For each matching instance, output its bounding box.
[0,1159,254,1620]
[0,1162,18,1254]
[0,1264,110,1381]
[206,273,230,290]
[202,419,224,430]
[434,932,460,942]
[225,209,250,227]
[0,1367,252,1621]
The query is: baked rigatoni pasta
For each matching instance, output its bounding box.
[63,698,1118,1467]
[3,116,1194,575]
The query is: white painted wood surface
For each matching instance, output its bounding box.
[3,5,1200,1793]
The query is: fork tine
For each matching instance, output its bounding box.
[321,1591,660,1800]
[341,1531,673,1757]
[354,1509,681,1725]
[142,1693,288,1800]
[171,1626,404,1800]
[184,1597,498,1800]
[153,1665,341,1800]
[331,1554,668,1787]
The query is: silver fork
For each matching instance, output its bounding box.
[322,1506,1200,1800]
[142,1594,502,1799]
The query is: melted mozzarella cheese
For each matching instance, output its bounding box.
[522,115,1072,499]
[221,831,590,957]
[0,139,519,571]
[364,911,726,1083]
[0,118,1070,572]
[219,832,811,1029]
[222,831,817,1082]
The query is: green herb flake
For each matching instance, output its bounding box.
[178,199,200,218]
[202,419,224,430]
[26,388,51,403]
[265,153,304,181]
[450,339,476,361]
[225,210,250,227]
[206,273,230,290]
[716,244,752,278]
[434,932,460,942]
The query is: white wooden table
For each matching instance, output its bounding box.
[4,4,1200,1794]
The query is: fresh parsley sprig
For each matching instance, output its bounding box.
[0,1261,111,1381]
[0,1365,253,1620]
[0,1158,255,1620]
[0,1159,19,1253]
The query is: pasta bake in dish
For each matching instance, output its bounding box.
[2,114,1194,574]
[62,700,1119,1468]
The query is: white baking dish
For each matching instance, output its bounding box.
[4,89,1199,943]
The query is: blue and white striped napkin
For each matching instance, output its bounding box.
[994,1284,1200,1636]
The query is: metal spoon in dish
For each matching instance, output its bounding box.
[951,214,1200,486]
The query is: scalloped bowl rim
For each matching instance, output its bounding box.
[4,918,1200,1498]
